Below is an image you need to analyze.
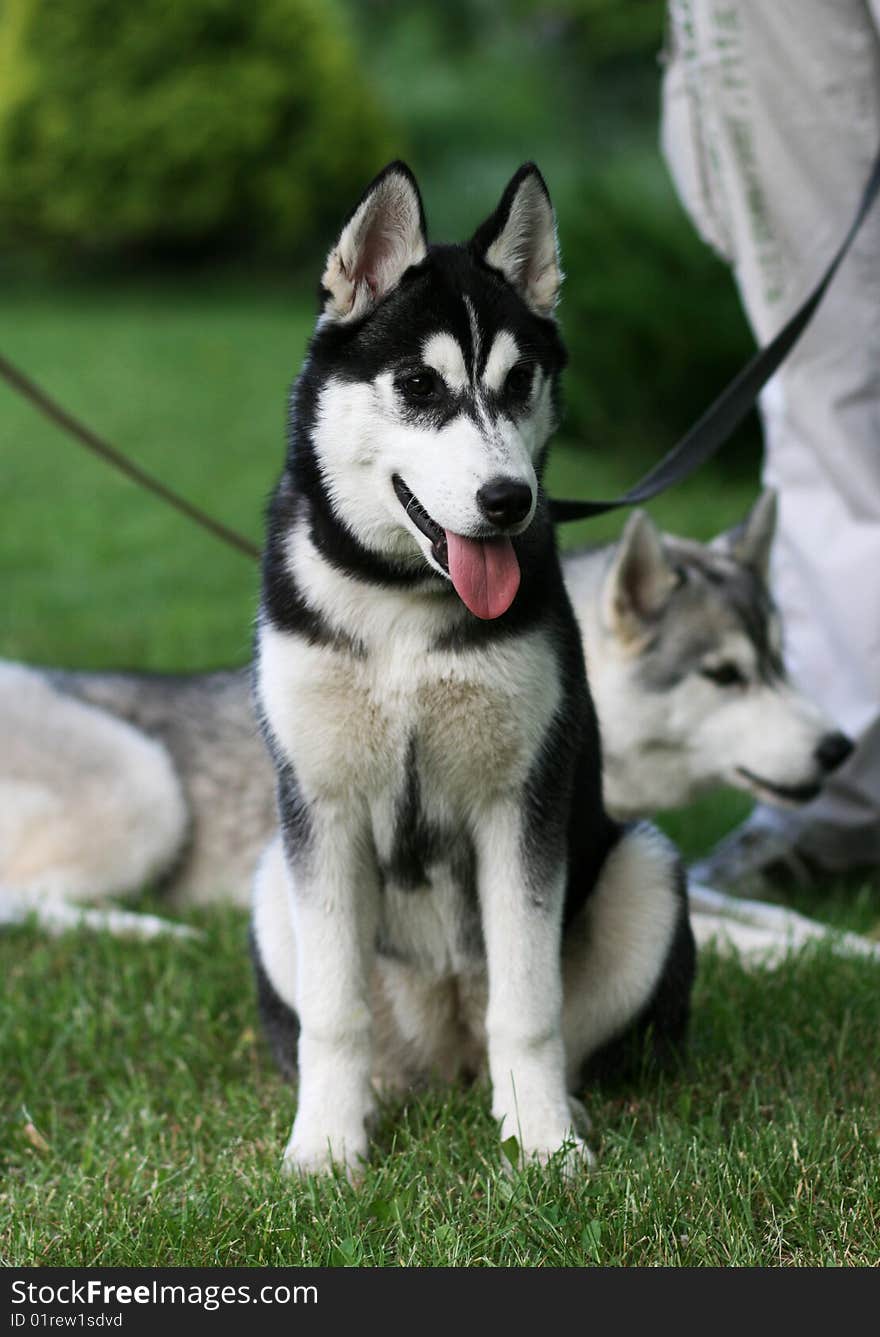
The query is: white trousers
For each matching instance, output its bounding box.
[662,0,880,868]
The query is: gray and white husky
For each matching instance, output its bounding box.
[569,491,854,820]
[249,160,697,1175]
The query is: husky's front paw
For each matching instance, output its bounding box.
[281,1124,369,1180]
[498,1107,595,1177]
[516,1132,595,1177]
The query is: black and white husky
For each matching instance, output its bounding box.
[250,161,695,1176]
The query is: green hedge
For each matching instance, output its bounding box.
[557,166,757,459]
[0,0,394,259]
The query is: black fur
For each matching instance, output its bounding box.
[272,750,312,868]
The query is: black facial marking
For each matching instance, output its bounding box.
[392,474,448,571]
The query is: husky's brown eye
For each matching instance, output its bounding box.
[701,662,747,687]
[399,370,440,402]
[504,364,533,400]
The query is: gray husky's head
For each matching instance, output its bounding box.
[567,492,853,817]
[285,161,566,620]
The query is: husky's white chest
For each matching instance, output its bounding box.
[258,612,561,972]
[257,617,560,811]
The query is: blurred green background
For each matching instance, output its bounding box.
[1,0,759,456]
[0,0,766,845]
[0,0,763,855]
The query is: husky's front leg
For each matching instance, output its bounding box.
[477,805,588,1171]
[282,797,379,1179]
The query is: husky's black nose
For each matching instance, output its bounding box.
[815,732,855,773]
[477,478,534,529]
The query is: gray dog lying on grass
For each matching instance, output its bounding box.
[1,491,875,967]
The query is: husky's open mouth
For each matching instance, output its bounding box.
[736,767,822,805]
[392,474,449,571]
[392,473,521,620]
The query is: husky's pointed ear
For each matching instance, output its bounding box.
[470,163,562,317]
[712,490,777,581]
[321,161,427,322]
[603,511,679,643]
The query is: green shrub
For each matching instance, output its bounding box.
[557,163,759,464]
[0,0,395,260]
[554,0,666,64]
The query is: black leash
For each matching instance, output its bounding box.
[550,142,880,523]
[2,144,879,552]
[0,352,261,561]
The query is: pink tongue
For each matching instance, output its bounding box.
[445,531,521,620]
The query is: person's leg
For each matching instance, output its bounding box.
[662,0,880,888]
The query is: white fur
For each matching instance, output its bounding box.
[476,803,588,1168]
[566,528,840,817]
[485,174,562,316]
[422,332,469,393]
[257,497,574,1172]
[4,508,873,970]
[252,837,298,1010]
[251,822,684,1173]
[0,891,198,941]
[561,824,682,1081]
[482,330,521,393]
[689,881,880,965]
[280,803,379,1177]
[309,373,539,576]
[589,639,834,817]
[260,527,562,810]
[0,662,186,904]
[321,170,426,323]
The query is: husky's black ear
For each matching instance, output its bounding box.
[603,510,679,642]
[471,164,562,317]
[712,490,777,581]
[321,161,427,322]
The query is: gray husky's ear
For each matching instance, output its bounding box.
[603,510,679,643]
[321,161,427,322]
[471,163,562,317]
[712,489,777,581]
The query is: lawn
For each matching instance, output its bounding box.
[1,279,879,1267]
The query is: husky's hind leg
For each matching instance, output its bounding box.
[251,837,300,1079]
[562,823,695,1088]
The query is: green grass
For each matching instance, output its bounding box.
[3,915,879,1266]
[2,278,879,1267]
